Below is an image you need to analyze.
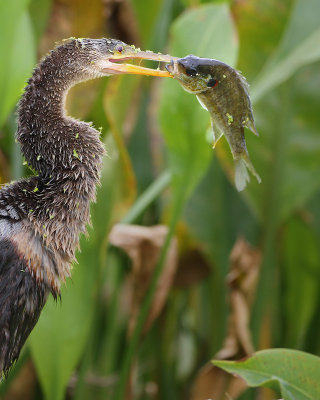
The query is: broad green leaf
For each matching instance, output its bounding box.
[0,0,30,64]
[29,0,52,41]
[244,61,320,223]
[148,0,181,53]
[282,217,320,347]
[159,75,211,195]
[233,0,294,81]
[307,189,320,242]
[0,10,35,126]
[251,0,320,102]
[213,349,320,400]
[131,0,163,49]
[29,275,94,400]
[159,4,238,196]
[169,3,238,63]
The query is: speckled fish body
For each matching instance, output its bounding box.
[166,55,261,191]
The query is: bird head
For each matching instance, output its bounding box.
[64,38,175,79]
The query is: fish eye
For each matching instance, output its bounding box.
[207,78,218,88]
[185,67,197,77]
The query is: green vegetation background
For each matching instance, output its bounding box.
[0,0,320,399]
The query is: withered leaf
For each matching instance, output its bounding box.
[109,224,178,334]
[191,237,261,400]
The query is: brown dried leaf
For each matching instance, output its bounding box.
[103,0,140,45]
[174,248,211,288]
[108,224,178,334]
[191,237,261,400]
[228,237,261,305]
[37,0,106,120]
[190,363,247,400]
[0,149,10,184]
[216,237,261,359]
[3,361,36,400]
[39,0,105,55]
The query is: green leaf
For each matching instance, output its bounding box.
[29,0,52,41]
[159,3,238,196]
[131,0,165,49]
[169,3,238,63]
[159,76,211,195]
[0,2,35,126]
[233,0,294,81]
[213,349,320,400]
[244,61,320,223]
[282,217,320,347]
[251,0,320,102]
[29,282,94,400]
[0,0,30,59]
[242,62,320,339]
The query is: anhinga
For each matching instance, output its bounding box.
[0,38,172,376]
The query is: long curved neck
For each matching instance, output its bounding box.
[15,43,105,262]
[17,43,104,181]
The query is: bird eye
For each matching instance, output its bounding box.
[207,78,218,88]
[185,67,197,77]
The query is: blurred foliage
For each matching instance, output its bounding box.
[0,0,320,399]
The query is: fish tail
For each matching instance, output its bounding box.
[234,154,261,192]
[234,158,250,191]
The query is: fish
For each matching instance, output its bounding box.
[165,55,261,191]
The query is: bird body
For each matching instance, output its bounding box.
[0,38,172,376]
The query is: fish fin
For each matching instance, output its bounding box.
[244,156,261,184]
[211,119,224,148]
[234,155,261,191]
[247,118,259,136]
[196,95,208,111]
[234,159,250,191]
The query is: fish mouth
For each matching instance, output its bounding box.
[165,60,185,76]
[165,60,175,74]
[99,48,178,78]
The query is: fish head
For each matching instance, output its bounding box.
[166,56,210,94]
[165,55,231,94]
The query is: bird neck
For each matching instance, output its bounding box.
[15,43,105,265]
[17,43,105,181]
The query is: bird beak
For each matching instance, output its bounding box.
[99,49,178,78]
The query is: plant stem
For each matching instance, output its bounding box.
[114,179,187,400]
[121,170,171,224]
